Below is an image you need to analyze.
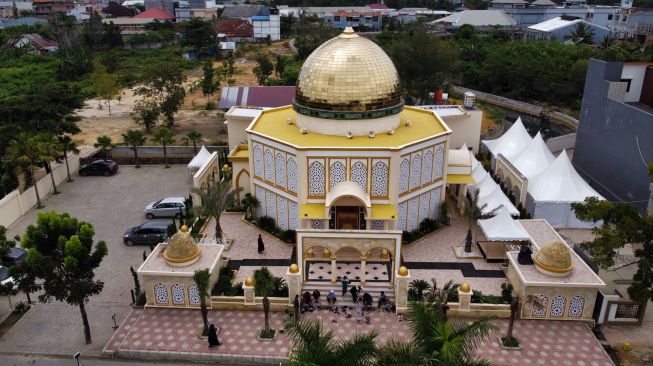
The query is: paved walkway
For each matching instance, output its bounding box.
[105,307,613,366]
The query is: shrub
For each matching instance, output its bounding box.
[471,290,505,304]
[419,218,439,233]
[256,216,276,233]
[136,292,147,306]
[279,229,296,244]
[402,230,416,243]
[13,301,30,314]
[212,267,234,296]
[501,282,513,304]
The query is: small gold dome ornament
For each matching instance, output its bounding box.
[244,277,254,286]
[397,266,409,276]
[459,282,471,293]
[289,264,299,274]
[163,225,200,266]
[532,241,574,276]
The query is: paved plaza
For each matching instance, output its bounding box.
[2,165,189,356]
[105,307,614,365]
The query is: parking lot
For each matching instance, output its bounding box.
[2,165,189,356]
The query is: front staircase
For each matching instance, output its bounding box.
[301,280,395,308]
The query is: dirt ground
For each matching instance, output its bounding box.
[74,41,292,147]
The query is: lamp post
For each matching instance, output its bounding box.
[73,352,80,366]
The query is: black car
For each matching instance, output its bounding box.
[123,221,169,246]
[79,160,119,177]
[3,247,27,266]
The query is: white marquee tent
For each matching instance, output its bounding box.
[478,207,530,241]
[526,150,604,228]
[470,174,520,216]
[482,117,532,166]
[509,132,555,179]
[187,146,212,179]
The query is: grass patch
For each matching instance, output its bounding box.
[501,336,520,348]
[259,328,276,339]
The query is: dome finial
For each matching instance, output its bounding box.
[343,26,355,35]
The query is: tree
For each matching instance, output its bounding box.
[376,301,497,366]
[103,21,123,48]
[573,197,653,303]
[151,127,175,168]
[465,190,487,253]
[217,57,236,86]
[191,178,239,240]
[570,23,595,45]
[91,63,120,115]
[201,59,219,107]
[58,135,79,182]
[241,193,260,221]
[0,282,18,311]
[122,130,146,168]
[193,269,211,336]
[504,294,543,347]
[178,17,216,58]
[409,279,431,301]
[6,133,46,208]
[135,64,185,127]
[94,135,113,160]
[274,54,286,79]
[182,130,203,154]
[253,53,274,85]
[254,267,275,337]
[283,317,379,366]
[38,133,62,195]
[0,226,16,262]
[22,211,108,344]
[131,99,160,131]
[10,263,40,304]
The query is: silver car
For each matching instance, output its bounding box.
[144,197,186,219]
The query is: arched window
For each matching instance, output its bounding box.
[351,161,367,191]
[329,161,346,190]
[568,296,585,318]
[422,149,433,185]
[188,284,201,305]
[171,283,185,305]
[308,161,325,196]
[287,157,297,193]
[371,161,388,197]
[550,295,566,317]
[399,158,409,194]
[275,153,286,188]
[531,295,547,316]
[154,283,168,304]
[410,154,422,190]
[253,145,263,178]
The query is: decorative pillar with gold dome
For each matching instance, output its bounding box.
[458,282,472,312]
[286,264,301,305]
[137,226,224,308]
[395,266,411,314]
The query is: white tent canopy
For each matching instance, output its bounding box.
[527,150,604,202]
[482,117,532,160]
[478,208,530,241]
[509,132,555,179]
[471,162,487,185]
[478,184,520,216]
[188,146,212,169]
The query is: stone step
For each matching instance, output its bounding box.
[301,281,394,307]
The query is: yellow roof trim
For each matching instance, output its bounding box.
[228,144,249,162]
[300,203,326,219]
[247,105,450,150]
[371,204,397,220]
[446,174,475,184]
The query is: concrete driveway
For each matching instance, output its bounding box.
[2,165,189,356]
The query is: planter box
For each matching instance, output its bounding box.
[257,329,277,341]
[498,337,522,351]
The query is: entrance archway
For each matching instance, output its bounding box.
[326,181,371,230]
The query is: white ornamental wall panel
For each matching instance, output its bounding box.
[253,144,263,178]
[371,160,388,197]
[430,187,441,219]
[154,283,168,304]
[275,152,286,189]
[372,220,384,230]
[188,284,201,305]
[419,192,430,223]
[255,185,266,217]
[288,201,298,229]
[308,160,325,196]
[287,157,297,193]
[550,295,566,318]
[329,160,346,190]
[434,145,444,180]
[397,201,407,230]
[351,160,368,192]
[410,154,422,190]
[422,148,434,185]
[407,197,419,231]
[266,190,277,221]
[568,296,585,318]
[264,148,275,182]
[171,283,185,305]
[311,219,324,229]
[277,196,288,230]
[399,158,409,194]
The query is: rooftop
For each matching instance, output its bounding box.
[508,220,605,287]
[247,106,450,150]
[138,243,223,275]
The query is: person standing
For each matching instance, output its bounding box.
[341,276,350,296]
[350,284,358,303]
[208,324,221,347]
[312,289,321,308]
[257,234,265,254]
[293,295,300,320]
[355,298,364,324]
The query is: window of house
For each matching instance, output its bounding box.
[608,14,613,20]
[334,16,340,21]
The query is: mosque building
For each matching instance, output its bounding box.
[227,27,480,284]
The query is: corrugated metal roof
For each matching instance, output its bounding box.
[435,10,517,27]
[528,16,610,32]
[219,86,295,109]
[221,5,268,18]
[6,33,58,50]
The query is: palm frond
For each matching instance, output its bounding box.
[332,330,379,366]
[377,340,429,366]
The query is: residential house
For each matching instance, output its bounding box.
[215,18,253,41]
[6,33,58,54]
[0,1,32,17]
[490,0,529,9]
[220,5,279,41]
[611,7,653,43]
[32,0,74,15]
[525,15,612,43]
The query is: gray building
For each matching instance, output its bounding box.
[573,59,653,214]
[492,4,618,27]
[525,15,612,43]
[144,0,176,17]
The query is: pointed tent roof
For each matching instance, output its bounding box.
[482,117,532,159]
[188,146,212,169]
[478,185,520,216]
[471,162,487,184]
[478,207,530,241]
[510,132,555,178]
[476,174,498,197]
[527,150,604,202]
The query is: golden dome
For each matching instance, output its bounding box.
[459,282,471,293]
[289,264,299,274]
[397,266,408,276]
[533,241,574,275]
[163,226,200,265]
[244,277,254,286]
[294,27,402,118]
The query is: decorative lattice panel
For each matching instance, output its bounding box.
[277,196,288,230]
[371,161,388,197]
[422,149,433,185]
[171,283,185,305]
[154,283,168,304]
[550,295,566,318]
[434,145,444,180]
[308,161,325,196]
[532,295,548,316]
[266,190,276,221]
[188,285,200,305]
[397,201,407,231]
[287,157,297,193]
[351,161,367,192]
[568,296,584,318]
[329,161,346,190]
[430,188,441,219]
[255,185,266,217]
[311,219,324,229]
[288,201,298,229]
[275,153,286,189]
[410,154,422,190]
[372,220,384,230]
[399,158,409,194]
[407,197,419,231]
[264,148,274,182]
[419,192,430,223]
[253,144,263,178]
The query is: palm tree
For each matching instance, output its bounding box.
[58,135,79,182]
[409,279,431,301]
[425,278,459,319]
[465,190,484,253]
[504,294,543,347]
[377,301,498,366]
[254,267,275,337]
[191,178,239,240]
[122,130,146,168]
[152,127,175,168]
[38,134,62,195]
[241,193,260,221]
[193,268,211,336]
[283,317,379,366]
[6,133,46,208]
[182,130,203,154]
[570,23,595,44]
[94,135,113,161]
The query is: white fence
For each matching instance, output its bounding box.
[0,154,80,228]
